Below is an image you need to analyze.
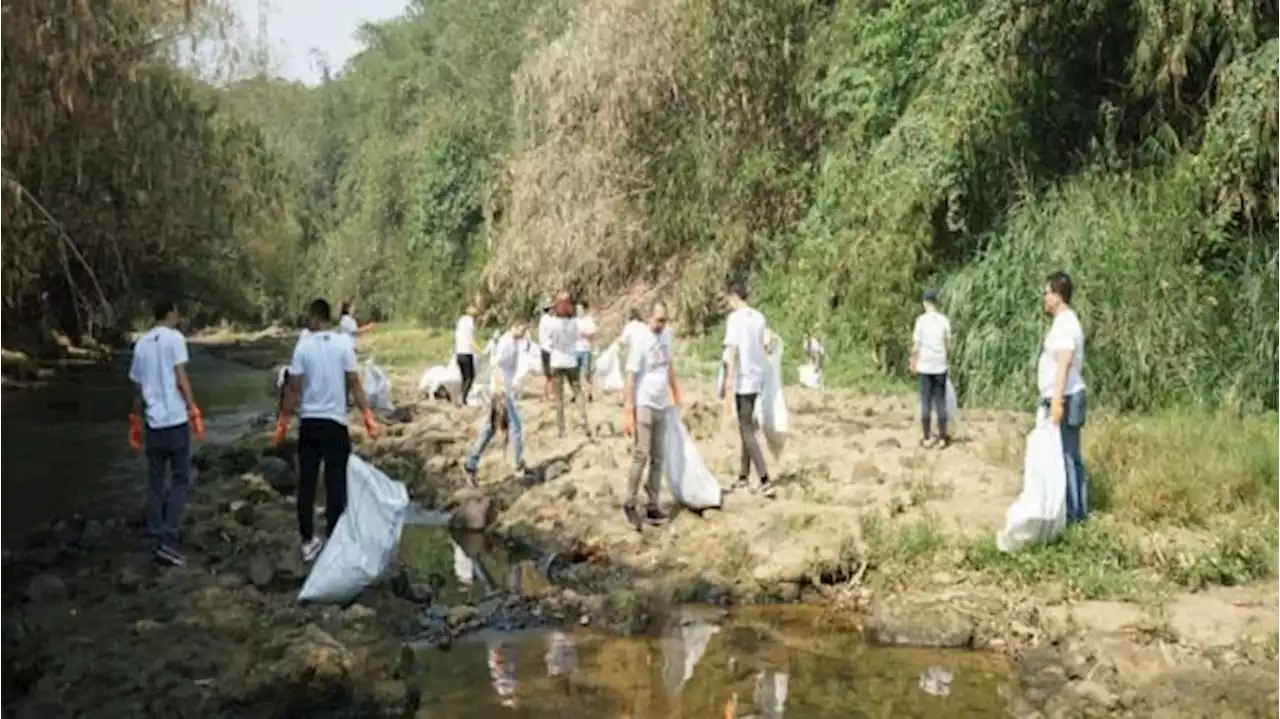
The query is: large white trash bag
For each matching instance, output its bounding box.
[298,455,409,604]
[418,365,453,399]
[798,362,823,389]
[664,408,722,510]
[362,359,394,413]
[759,338,790,457]
[594,342,625,393]
[996,409,1068,553]
[945,377,960,430]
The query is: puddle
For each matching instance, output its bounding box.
[397,512,1013,717]
[398,515,552,605]
[407,605,1012,717]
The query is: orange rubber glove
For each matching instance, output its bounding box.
[271,415,290,447]
[671,384,684,408]
[622,406,636,438]
[128,414,144,452]
[362,409,382,439]
[188,406,206,441]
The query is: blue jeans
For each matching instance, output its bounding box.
[1043,392,1089,524]
[464,392,525,472]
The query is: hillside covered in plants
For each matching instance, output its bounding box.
[5,0,1276,411]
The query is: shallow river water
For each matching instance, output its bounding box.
[399,521,1013,718]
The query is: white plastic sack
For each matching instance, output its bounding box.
[759,338,790,458]
[996,409,1068,553]
[298,455,409,604]
[594,342,624,393]
[798,362,823,389]
[664,407,722,510]
[362,360,394,413]
[661,619,720,698]
[418,365,453,398]
[946,377,960,429]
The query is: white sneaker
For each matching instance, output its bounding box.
[301,537,324,562]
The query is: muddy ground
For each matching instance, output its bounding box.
[4,329,1276,718]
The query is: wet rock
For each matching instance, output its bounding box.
[391,568,435,604]
[247,554,276,589]
[450,498,494,532]
[236,624,353,703]
[257,456,295,494]
[26,573,69,603]
[865,601,975,648]
[386,406,415,424]
[447,605,477,627]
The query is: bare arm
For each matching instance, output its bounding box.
[175,363,198,411]
[1052,349,1073,404]
[280,374,302,417]
[667,360,682,404]
[346,371,371,413]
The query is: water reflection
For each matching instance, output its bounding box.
[411,605,1011,718]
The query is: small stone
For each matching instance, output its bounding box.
[215,573,247,589]
[257,455,295,494]
[229,500,256,526]
[875,437,902,450]
[343,604,376,622]
[543,459,571,482]
[931,572,956,585]
[26,573,69,603]
[116,565,145,593]
[247,555,275,589]
[557,484,578,502]
[775,582,802,602]
[450,498,493,532]
[133,619,162,634]
[447,605,477,627]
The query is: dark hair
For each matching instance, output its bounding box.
[726,280,748,301]
[628,307,643,322]
[308,298,332,322]
[1046,271,1074,305]
[152,297,177,321]
[579,299,589,311]
[340,300,352,316]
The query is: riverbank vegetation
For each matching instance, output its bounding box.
[4,0,1275,415]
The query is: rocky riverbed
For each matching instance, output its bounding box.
[9,329,1273,718]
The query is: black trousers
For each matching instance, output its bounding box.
[457,353,476,405]
[734,393,769,481]
[918,372,949,440]
[297,418,352,541]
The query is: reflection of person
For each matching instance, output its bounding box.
[752,670,790,719]
[544,630,578,695]
[487,642,519,709]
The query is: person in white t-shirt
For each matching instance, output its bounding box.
[910,289,953,448]
[622,299,683,529]
[337,299,374,345]
[455,303,480,406]
[721,281,776,497]
[536,300,556,400]
[803,327,825,371]
[275,298,382,562]
[128,298,205,567]
[546,291,591,438]
[1038,271,1088,523]
[463,321,530,484]
[619,307,646,353]
[574,301,599,401]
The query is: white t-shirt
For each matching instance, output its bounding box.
[804,336,825,360]
[338,314,359,337]
[621,320,646,351]
[288,330,358,425]
[128,326,191,430]
[626,325,674,410]
[723,306,769,395]
[1037,308,1086,398]
[912,310,952,375]
[574,315,598,353]
[537,313,555,352]
[491,331,521,391]
[455,315,476,355]
[544,316,579,369]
